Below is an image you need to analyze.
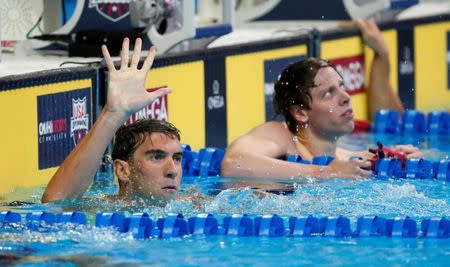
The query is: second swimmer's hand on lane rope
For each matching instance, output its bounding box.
[326,159,372,179]
[101,37,171,119]
[393,144,423,159]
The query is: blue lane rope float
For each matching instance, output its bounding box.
[188,213,218,236]
[321,215,352,238]
[254,214,285,237]
[181,144,198,177]
[194,147,225,177]
[428,111,450,135]
[353,216,387,237]
[3,211,450,239]
[26,212,56,230]
[0,211,21,224]
[128,213,155,239]
[402,110,426,136]
[373,109,450,136]
[373,109,401,134]
[157,213,188,238]
[223,214,254,236]
[286,154,311,164]
[421,217,450,238]
[437,160,450,181]
[387,216,418,238]
[56,211,87,224]
[288,215,320,237]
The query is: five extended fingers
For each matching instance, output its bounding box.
[103,37,156,72]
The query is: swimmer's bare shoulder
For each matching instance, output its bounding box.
[235,121,297,154]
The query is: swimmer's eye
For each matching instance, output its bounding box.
[147,150,167,161]
[173,154,183,163]
[151,154,165,161]
[323,88,334,99]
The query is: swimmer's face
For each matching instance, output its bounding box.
[128,133,183,200]
[305,67,354,137]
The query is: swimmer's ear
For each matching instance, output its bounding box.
[114,159,131,182]
[289,105,308,124]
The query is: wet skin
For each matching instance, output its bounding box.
[305,67,354,139]
[126,133,183,200]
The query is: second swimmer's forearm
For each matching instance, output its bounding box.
[221,152,329,180]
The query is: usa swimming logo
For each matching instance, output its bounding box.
[70,97,89,146]
[89,0,130,22]
[37,89,91,169]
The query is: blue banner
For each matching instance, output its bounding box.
[397,28,415,110]
[204,56,227,149]
[37,88,91,169]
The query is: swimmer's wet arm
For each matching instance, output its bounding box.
[221,135,342,179]
[356,19,403,120]
[42,109,127,203]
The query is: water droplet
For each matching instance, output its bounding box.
[293,136,299,142]
[235,163,241,169]
[328,108,334,113]
[304,124,309,129]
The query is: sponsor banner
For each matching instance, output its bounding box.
[37,88,91,170]
[70,0,133,33]
[397,28,415,110]
[204,56,227,148]
[88,0,130,22]
[125,88,168,126]
[329,54,366,95]
[448,31,450,90]
[264,55,304,121]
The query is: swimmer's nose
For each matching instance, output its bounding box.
[338,88,351,106]
[164,158,177,179]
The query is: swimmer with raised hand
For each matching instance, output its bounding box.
[42,38,183,205]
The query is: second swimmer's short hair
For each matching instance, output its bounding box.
[112,119,180,161]
[273,58,335,133]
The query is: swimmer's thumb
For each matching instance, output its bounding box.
[146,87,171,101]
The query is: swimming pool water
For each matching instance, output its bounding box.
[1,134,449,266]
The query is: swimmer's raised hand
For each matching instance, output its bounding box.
[354,19,389,58]
[101,38,171,119]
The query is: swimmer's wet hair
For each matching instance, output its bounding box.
[112,119,181,161]
[273,57,335,133]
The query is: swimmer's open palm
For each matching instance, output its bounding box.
[102,38,171,117]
